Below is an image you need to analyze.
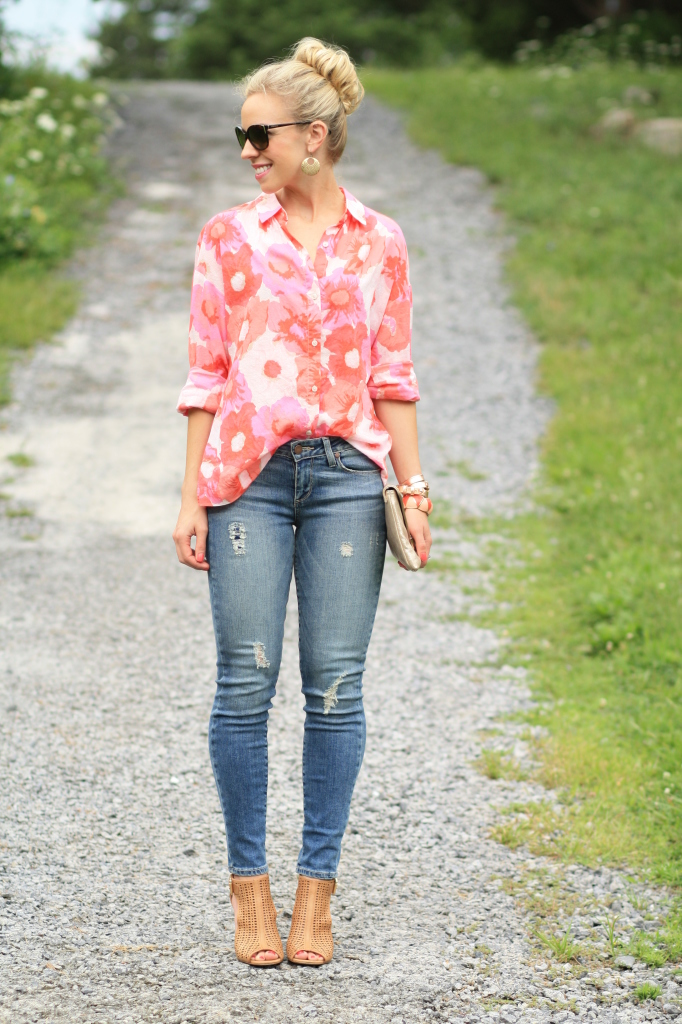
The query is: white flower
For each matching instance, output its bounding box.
[29,87,48,100]
[36,112,58,133]
[92,92,109,107]
[72,94,88,109]
[60,123,77,140]
[27,149,44,163]
[0,98,23,115]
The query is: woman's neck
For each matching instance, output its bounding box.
[277,171,345,226]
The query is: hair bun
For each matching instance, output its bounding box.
[292,37,364,115]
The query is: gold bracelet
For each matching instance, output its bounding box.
[398,480,429,495]
[402,494,433,515]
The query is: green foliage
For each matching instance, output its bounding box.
[90,0,188,79]
[0,263,80,405]
[90,0,471,79]
[0,1,18,97]
[88,1,682,77]
[517,10,682,68]
[475,748,526,781]
[634,982,662,1001]
[6,452,35,467]
[366,63,682,885]
[0,77,116,264]
[177,0,470,78]
[0,70,117,402]
[532,927,583,962]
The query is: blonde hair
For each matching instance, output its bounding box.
[239,38,364,163]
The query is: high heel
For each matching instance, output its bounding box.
[231,874,284,966]
[286,875,336,965]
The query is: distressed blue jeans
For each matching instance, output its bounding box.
[206,437,386,880]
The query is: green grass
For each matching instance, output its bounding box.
[6,451,36,468]
[0,71,117,402]
[365,63,682,889]
[0,264,79,403]
[475,747,526,781]
[634,982,662,1002]
[532,927,583,963]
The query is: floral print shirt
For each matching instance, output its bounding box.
[177,187,419,506]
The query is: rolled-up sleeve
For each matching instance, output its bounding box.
[177,223,229,416]
[367,228,420,402]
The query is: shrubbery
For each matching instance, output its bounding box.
[516,10,682,68]
[0,80,116,265]
[89,0,682,78]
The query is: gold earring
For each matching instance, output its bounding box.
[301,155,321,176]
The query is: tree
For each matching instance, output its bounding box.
[89,0,471,78]
[89,0,189,79]
[0,0,18,95]
[178,0,470,78]
[89,0,682,76]
[461,0,682,59]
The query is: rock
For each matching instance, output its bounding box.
[636,118,682,156]
[623,85,653,105]
[591,107,636,137]
[614,955,636,969]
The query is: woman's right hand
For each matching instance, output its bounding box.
[173,498,209,571]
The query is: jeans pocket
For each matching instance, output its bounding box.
[335,447,381,474]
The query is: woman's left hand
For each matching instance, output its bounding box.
[403,508,432,568]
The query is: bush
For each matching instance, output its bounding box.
[90,0,472,79]
[516,10,682,69]
[0,78,116,266]
[88,1,682,77]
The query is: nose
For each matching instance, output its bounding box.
[241,140,261,160]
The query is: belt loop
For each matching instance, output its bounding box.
[322,436,335,467]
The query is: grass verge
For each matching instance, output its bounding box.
[364,63,682,891]
[0,70,118,403]
[0,264,79,404]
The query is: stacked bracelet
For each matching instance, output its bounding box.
[402,493,433,515]
[397,473,432,515]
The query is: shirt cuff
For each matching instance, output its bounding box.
[176,371,225,416]
[367,361,420,402]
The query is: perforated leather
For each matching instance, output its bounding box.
[231,874,283,966]
[286,875,336,964]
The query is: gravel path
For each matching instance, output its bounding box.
[0,83,677,1024]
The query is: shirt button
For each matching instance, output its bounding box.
[294,444,303,454]
[311,385,318,393]
[306,430,312,437]
[312,340,318,347]
[322,241,328,248]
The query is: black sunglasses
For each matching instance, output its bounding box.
[235,121,312,151]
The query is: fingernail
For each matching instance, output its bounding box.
[197,553,204,562]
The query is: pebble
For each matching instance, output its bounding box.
[0,82,678,1023]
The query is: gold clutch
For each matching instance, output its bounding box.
[383,485,422,571]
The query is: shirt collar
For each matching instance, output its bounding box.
[256,186,367,227]
[341,187,367,226]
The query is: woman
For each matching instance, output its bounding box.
[173,38,432,967]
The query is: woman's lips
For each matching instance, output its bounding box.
[254,164,271,181]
